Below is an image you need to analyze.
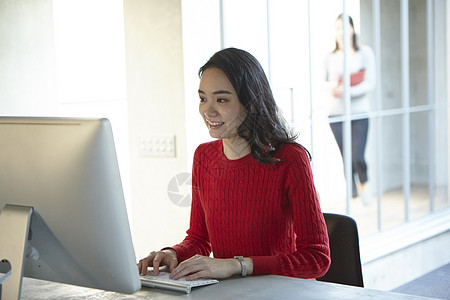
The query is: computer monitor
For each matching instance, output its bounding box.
[0,117,141,298]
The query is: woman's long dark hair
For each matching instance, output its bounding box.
[333,14,360,53]
[199,47,301,165]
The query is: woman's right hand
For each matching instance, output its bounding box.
[138,249,178,275]
[332,84,343,98]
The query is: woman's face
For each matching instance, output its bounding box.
[335,18,354,50]
[198,67,247,141]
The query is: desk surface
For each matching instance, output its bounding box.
[21,275,439,300]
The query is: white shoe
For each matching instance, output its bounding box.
[360,183,373,206]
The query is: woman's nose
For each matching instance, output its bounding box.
[202,102,217,117]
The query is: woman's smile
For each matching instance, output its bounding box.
[204,117,225,129]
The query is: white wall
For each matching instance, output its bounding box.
[364,231,450,290]
[181,0,221,168]
[123,0,190,259]
[0,0,131,191]
[0,0,57,115]
[0,0,132,202]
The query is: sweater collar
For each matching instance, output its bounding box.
[217,139,253,167]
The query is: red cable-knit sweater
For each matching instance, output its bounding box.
[170,139,330,279]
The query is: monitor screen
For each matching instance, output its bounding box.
[0,117,140,296]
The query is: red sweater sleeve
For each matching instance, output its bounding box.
[250,146,330,278]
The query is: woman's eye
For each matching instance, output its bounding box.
[217,98,226,103]
[199,97,206,102]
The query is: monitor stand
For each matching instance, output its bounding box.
[0,205,33,300]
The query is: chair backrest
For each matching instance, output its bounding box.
[317,213,364,287]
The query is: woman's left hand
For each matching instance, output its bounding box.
[170,255,242,280]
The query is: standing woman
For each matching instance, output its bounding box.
[325,14,376,201]
[139,48,330,280]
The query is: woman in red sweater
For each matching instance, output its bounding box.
[138,48,330,280]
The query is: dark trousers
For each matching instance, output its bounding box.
[330,118,369,197]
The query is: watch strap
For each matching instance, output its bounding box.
[234,256,247,277]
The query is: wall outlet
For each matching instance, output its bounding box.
[139,135,176,157]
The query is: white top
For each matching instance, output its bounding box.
[325,45,376,116]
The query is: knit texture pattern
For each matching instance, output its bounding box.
[171,139,330,279]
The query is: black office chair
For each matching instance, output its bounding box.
[317,213,364,287]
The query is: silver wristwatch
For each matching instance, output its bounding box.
[234,256,247,277]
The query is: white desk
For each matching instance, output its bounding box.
[20,275,439,300]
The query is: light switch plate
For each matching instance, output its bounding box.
[139,135,176,157]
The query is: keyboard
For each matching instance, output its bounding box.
[140,272,219,294]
